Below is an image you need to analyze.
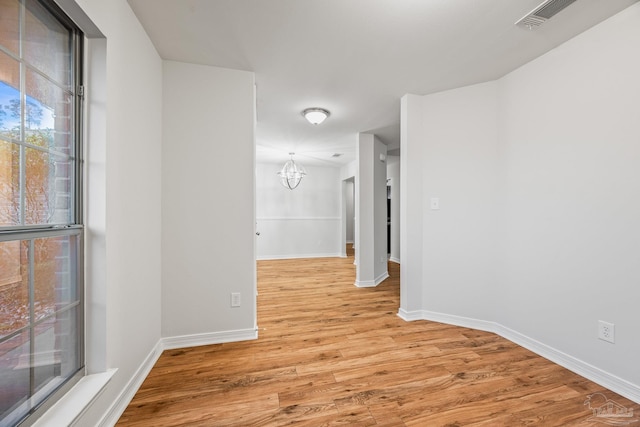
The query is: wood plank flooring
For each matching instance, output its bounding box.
[117,252,639,426]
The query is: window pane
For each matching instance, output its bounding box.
[33,306,79,394]
[25,148,73,225]
[0,139,20,226]
[26,68,73,155]
[0,240,29,340]
[0,50,21,140]
[0,233,81,425]
[0,330,30,425]
[0,0,20,55]
[24,0,72,88]
[33,235,78,322]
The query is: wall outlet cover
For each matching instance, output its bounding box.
[430,198,440,210]
[231,292,241,307]
[598,320,615,344]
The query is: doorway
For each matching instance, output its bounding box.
[344,177,355,257]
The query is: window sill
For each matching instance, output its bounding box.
[32,368,117,427]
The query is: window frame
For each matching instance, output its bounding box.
[0,0,85,425]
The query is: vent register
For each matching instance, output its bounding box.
[516,0,578,28]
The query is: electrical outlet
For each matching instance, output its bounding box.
[430,197,440,210]
[598,320,615,344]
[231,292,241,308]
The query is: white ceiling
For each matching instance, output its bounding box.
[128,0,636,167]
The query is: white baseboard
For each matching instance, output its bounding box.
[397,309,640,404]
[98,342,163,426]
[418,309,496,333]
[346,240,354,244]
[355,271,389,288]
[257,253,343,261]
[496,324,640,405]
[96,328,257,426]
[397,308,424,322]
[376,271,390,286]
[389,257,400,264]
[162,328,258,350]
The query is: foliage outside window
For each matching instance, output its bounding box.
[0,0,84,425]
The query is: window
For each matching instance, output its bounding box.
[0,0,84,425]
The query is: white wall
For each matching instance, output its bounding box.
[401,3,640,402]
[420,81,500,320]
[498,3,640,390]
[162,61,256,337]
[62,13,255,425]
[355,133,388,287]
[68,0,163,424]
[400,95,423,312]
[387,156,400,263]
[256,162,342,259]
[340,159,357,181]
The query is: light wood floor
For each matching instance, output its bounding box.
[117,253,639,426]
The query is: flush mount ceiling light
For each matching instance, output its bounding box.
[277,153,307,190]
[302,108,330,125]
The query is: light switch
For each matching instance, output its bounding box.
[430,197,440,210]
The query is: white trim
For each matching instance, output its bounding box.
[257,253,343,261]
[97,343,164,426]
[420,309,495,333]
[256,217,341,221]
[397,308,424,322]
[161,328,258,350]
[355,271,389,288]
[389,257,400,264]
[376,271,390,286]
[32,369,116,427]
[346,240,354,244]
[496,324,640,405]
[396,309,640,404]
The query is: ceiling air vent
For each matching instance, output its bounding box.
[515,0,578,29]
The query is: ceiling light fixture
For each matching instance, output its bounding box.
[277,153,307,190]
[302,108,330,125]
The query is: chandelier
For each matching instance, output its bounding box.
[277,153,307,190]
